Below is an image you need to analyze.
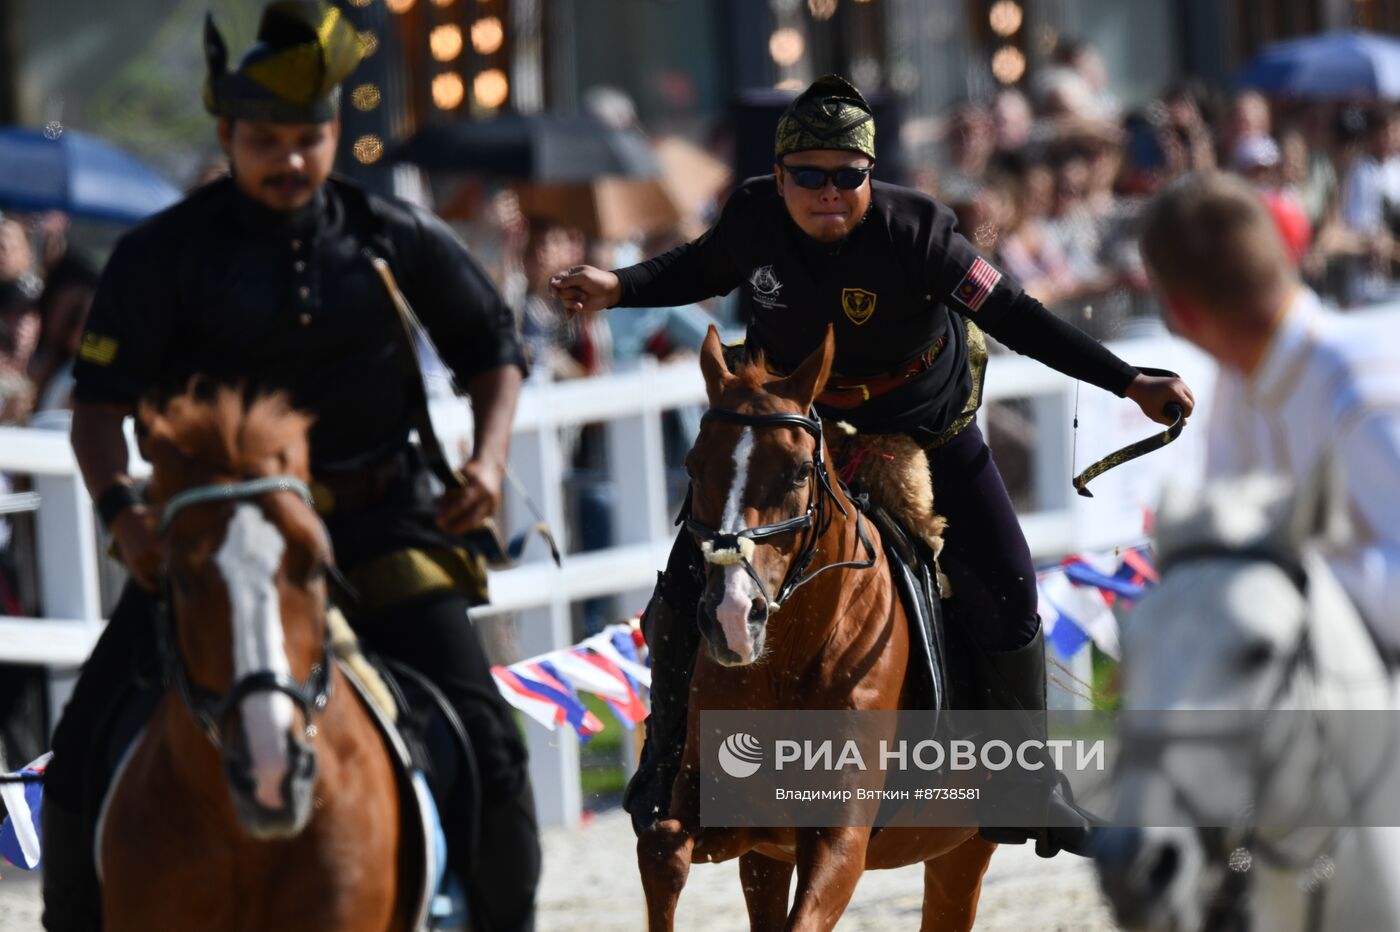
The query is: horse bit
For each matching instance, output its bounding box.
[683,407,876,611]
[157,475,334,750]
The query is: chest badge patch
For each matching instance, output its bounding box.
[749,265,786,309]
[841,287,877,325]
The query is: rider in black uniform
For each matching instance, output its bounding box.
[552,74,1194,857]
[45,4,539,929]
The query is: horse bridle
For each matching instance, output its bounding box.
[683,407,876,610]
[157,475,333,750]
[1120,545,1396,932]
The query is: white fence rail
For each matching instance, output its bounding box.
[0,334,1220,826]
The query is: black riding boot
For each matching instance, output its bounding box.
[622,588,699,836]
[41,800,102,932]
[463,778,540,932]
[972,624,1098,858]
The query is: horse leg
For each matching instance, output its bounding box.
[740,852,794,932]
[919,836,997,932]
[786,827,871,931]
[637,818,697,932]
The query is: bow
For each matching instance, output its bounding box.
[1072,366,1186,498]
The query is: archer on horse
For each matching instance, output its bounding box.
[49,3,538,929]
[99,386,416,931]
[552,73,1195,857]
[638,325,998,932]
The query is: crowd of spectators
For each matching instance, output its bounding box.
[912,41,1400,343]
[0,212,100,430]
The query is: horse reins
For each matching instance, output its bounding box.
[157,475,335,750]
[683,407,877,611]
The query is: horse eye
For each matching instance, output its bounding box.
[793,461,814,485]
[1241,640,1273,670]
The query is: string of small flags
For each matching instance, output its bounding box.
[491,542,1157,743]
[1038,543,1156,661]
[490,622,651,743]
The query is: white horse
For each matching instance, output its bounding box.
[1094,466,1400,932]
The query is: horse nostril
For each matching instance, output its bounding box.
[1148,842,1180,893]
[748,602,768,624]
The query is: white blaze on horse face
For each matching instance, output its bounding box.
[215,503,295,812]
[716,428,758,662]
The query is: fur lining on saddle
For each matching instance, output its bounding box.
[824,421,949,591]
[327,607,396,722]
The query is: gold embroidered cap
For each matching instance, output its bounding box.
[204,1,364,123]
[774,74,876,162]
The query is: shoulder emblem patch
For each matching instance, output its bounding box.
[78,333,119,366]
[952,257,1002,312]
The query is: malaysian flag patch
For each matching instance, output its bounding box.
[952,258,1002,312]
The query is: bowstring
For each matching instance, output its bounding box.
[1070,305,1091,481]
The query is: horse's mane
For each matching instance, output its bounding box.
[140,382,313,485]
[730,347,773,395]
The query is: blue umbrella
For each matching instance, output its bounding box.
[0,126,182,224]
[1235,30,1400,99]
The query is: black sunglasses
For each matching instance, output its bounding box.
[780,163,873,191]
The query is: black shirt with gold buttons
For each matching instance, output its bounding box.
[74,175,526,471]
[614,176,1137,436]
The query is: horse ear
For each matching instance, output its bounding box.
[699,325,732,406]
[137,400,183,501]
[774,325,835,410]
[1282,453,1352,553]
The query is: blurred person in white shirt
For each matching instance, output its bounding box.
[1141,171,1400,651]
[1339,107,1400,302]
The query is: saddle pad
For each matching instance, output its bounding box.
[862,502,948,714]
[339,661,442,931]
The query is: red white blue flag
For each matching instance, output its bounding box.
[571,649,648,729]
[514,661,605,741]
[1,752,51,871]
[952,257,1002,312]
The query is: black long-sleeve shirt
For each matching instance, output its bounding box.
[614,176,1137,434]
[73,175,526,470]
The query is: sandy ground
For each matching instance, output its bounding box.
[0,869,40,930]
[538,809,1120,931]
[0,809,1121,930]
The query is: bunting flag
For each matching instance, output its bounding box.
[1040,571,1120,660]
[1036,545,1156,660]
[515,660,605,742]
[1119,548,1158,585]
[566,649,648,729]
[491,665,570,732]
[487,622,653,741]
[0,752,51,872]
[490,544,1153,740]
[549,649,634,704]
[1061,555,1146,604]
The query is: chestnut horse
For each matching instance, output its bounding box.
[96,387,415,931]
[638,326,997,932]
